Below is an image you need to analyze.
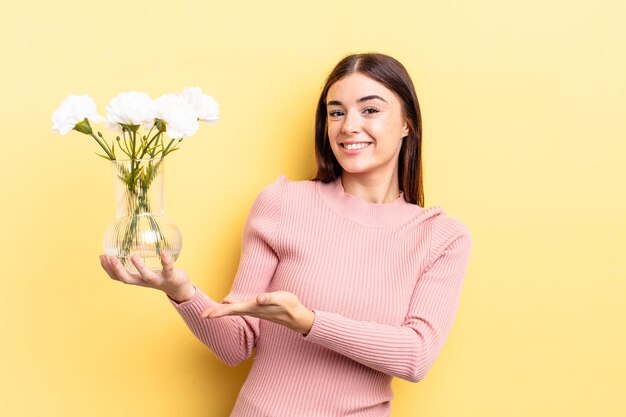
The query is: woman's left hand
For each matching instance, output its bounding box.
[201,291,315,335]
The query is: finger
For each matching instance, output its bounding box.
[202,299,258,319]
[201,305,228,319]
[257,291,292,306]
[201,306,217,318]
[131,255,160,286]
[105,256,142,285]
[256,293,273,305]
[202,304,238,319]
[100,255,117,278]
[160,251,175,277]
[100,255,123,280]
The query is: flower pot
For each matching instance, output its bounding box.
[103,158,182,273]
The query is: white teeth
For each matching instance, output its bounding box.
[343,143,369,150]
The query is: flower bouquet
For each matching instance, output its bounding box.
[52,88,218,273]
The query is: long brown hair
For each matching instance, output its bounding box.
[312,53,424,206]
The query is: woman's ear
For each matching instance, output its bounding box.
[402,120,409,138]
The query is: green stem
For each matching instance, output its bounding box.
[89,132,115,160]
[138,131,162,160]
[118,162,170,260]
[121,130,130,157]
[162,139,176,156]
[130,128,137,159]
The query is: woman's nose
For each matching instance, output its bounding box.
[341,110,361,135]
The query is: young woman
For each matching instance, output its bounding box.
[100,53,472,417]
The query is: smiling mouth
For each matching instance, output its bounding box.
[341,142,371,150]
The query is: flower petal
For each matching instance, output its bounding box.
[182,87,219,123]
[155,93,199,138]
[51,94,101,135]
[105,92,156,127]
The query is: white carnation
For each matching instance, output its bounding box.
[105,92,156,130]
[182,87,219,123]
[51,94,104,135]
[155,94,199,138]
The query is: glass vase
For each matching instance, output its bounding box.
[103,158,182,274]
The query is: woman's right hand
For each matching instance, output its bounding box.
[99,251,196,303]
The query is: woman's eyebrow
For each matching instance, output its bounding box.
[327,95,388,106]
[358,95,388,103]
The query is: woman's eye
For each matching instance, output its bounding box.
[363,107,380,114]
[328,110,344,118]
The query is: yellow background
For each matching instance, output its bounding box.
[1,0,624,416]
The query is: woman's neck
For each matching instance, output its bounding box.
[340,172,401,204]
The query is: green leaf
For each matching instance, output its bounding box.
[164,147,180,156]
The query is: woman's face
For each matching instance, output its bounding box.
[326,72,408,181]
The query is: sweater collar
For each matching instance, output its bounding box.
[316,178,423,228]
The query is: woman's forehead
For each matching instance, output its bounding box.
[327,73,396,104]
[326,72,393,101]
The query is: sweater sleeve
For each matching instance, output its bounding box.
[169,177,283,366]
[303,217,471,382]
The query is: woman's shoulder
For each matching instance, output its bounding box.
[420,206,469,235]
[418,206,471,256]
[251,175,315,210]
[258,175,317,197]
